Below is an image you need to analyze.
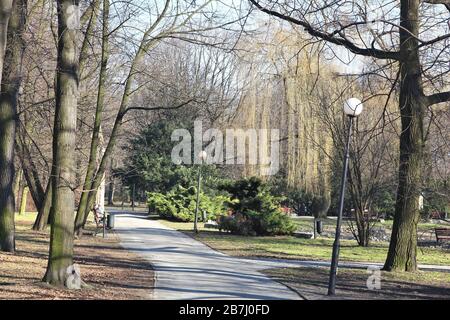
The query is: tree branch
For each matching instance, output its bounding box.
[248,0,400,60]
[424,0,450,12]
[419,33,450,48]
[427,91,450,106]
[122,99,195,117]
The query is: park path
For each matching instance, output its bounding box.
[112,209,449,300]
[112,210,301,300]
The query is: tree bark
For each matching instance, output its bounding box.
[74,0,109,235]
[107,172,115,205]
[19,185,27,214]
[43,0,79,286]
[32,179,52,230]
[0,0,13,84]
[0,0,25,253]
[383,0,425,271]
[16,140,44,211]
[12,166,20,209]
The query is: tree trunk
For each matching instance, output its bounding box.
[107,177,115,205]
[19,185,27,215]
[12,166,20,202]
[74,0,109,235]
[43,0,79,286]
[355,211,369,247]
[32,179,52,230]
[0,0,25,253]
[75,0,171,231]
[383,0,424,272]
[107,158,115,205]
[0,0,13,84]
[17,141,44,211]
[12,166,21,209]
[78,0,99,77]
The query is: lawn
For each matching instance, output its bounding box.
[290,216,447,240]
[156,218,450,266]
[262,267,450,299]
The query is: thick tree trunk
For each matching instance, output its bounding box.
[383,0,424,272]
[74,0,109,235]
[0,0,25,253]
[43,0,79,286]
[0,89,15,251]
[0,0,13,84]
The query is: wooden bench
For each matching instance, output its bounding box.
[435,228,450,244]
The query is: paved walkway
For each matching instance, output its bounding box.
[113,211,301,300]
[112,210,450,299]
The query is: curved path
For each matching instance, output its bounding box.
[112,211,301,300]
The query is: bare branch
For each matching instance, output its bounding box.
[424,0,450,12]
[248,0,400,60]
[123,98,195,116]
[427,91,450,106]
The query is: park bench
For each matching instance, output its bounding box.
[94,215,106,236]
[435,228,450,244]
[204,220,219,229]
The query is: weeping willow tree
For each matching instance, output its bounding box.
[231,28,333,212]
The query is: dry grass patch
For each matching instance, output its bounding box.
[0,214,154,300]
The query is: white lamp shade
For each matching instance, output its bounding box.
[343,98,363,117]
[198,150,207,160]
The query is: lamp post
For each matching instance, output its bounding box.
[327,98,363,296]
[194,150,207,233]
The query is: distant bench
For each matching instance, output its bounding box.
[435,228,450,244]
[204,220,219,229]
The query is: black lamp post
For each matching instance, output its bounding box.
[328,98,363,296]
[194,150,207,234]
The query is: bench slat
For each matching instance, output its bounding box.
[434,228,450,243]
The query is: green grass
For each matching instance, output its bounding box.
[157,218,450,266]
[265,267,450,288]
[15,211,38,223]
[262,266,450,299]
[290,217,337,233]
[290,216,449,233]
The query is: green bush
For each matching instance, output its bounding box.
[148,185,228,222]
[218,177,296,236]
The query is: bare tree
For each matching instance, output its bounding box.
[74,0,238,234]
[0,0,13,84]
[0,0,26,252]
[43,0,79,286]
[248,0,450,271]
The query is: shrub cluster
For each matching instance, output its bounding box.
[147,186,228,222]
[218,177,296,236]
